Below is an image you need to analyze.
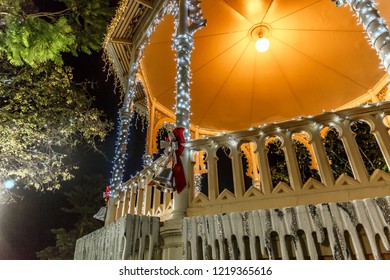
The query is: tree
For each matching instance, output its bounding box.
[0,0,114,197]
[0,0,113,67]
[0,57,112,193]
[36,174,105,260]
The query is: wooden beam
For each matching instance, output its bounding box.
[135,0,153,9]
[111,38,132,45]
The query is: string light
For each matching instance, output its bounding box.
[334,0,390,74]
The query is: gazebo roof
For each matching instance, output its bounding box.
[105,0,390,132]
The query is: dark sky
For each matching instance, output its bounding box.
[0,0,148,260]
[0,0,146,260]
[0,50,123,259]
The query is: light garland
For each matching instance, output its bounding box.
[109,0,180,197]
[333,0,390,74]
[173,0,206,141]
[110,0,207,197]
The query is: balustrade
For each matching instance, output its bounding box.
[109,101,390,220]
[109,155,174,222]
[185,101,390,216]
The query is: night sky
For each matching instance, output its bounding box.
[0,0,144,260]
[0,47,147,259]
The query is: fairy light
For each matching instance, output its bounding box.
[334,0,390,74]
[108,0,206,198]
[173,0,206,141]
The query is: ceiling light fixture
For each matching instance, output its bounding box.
[256,35,270,53]
[250,24,271,53]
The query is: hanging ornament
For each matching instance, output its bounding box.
[152,127,187,193]
[105,186,111,204]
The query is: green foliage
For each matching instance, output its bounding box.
[294,140,320,183]
[36,228,79,260]
[0,57,112,191]
[351,121,389,175]
[58,0,114,56]
[0,15,75,67]
[36,174,105,260]
[0,0,113,67]
[266,139,290,187]
[61,174,105,236]
[324,127,353,178]
[267,122,389,186]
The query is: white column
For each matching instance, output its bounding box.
[333,0,390,74]
[336,119,370,183]
[230,146,246,198]
[281,132,303,191]
[171,0,206,219]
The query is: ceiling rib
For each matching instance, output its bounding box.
[198,41,252,126]
[272,35,369,90]
[269,0,322,24]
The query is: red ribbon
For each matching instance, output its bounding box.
[105,186,111,204]
[172,127,186,193]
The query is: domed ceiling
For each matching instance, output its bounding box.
[140,0,390,132]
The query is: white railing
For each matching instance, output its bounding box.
[110,155,174,222]
[185,101,390,216]
[110,102,390,221]
[74,214,160,260]
[183,196,390,260]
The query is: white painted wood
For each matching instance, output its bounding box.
[183,196,390,260]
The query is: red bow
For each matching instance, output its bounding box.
[105,186,111,204]
[172,127,186,193]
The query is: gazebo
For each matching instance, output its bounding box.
[75,0,390,260]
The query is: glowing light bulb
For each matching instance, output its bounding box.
[3,179,15,189]
[255,37,270,53]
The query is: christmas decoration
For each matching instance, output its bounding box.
[152,127,187,193]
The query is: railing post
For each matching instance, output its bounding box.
[307,124,335,187]
[257,136,273,195]
[230,143,246,198]
[336,119,370,183]
[105,197,118,224]
[129,186,137,214]
[143,177,153,215]
[281,132,303,191]
[206,144,219,201]
[369,112,390,168]
[187,150,196,202]
[136,179,145,214]
[121,190,129,217]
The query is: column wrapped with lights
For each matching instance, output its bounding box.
[173,33,192,140]
[110,50,139,190]
[106,53,138,224]
[333,0,390,74]
[171,0,206,218]
[174,0,206,140]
